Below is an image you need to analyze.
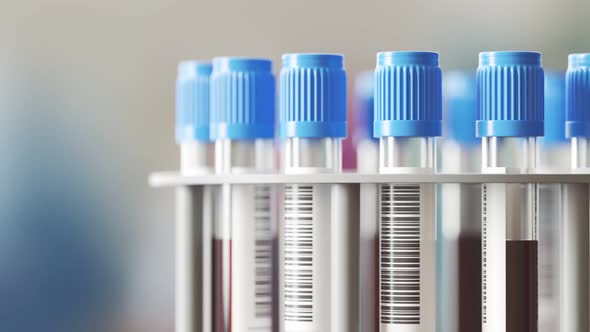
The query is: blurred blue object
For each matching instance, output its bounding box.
[540,71,567,145]
[0,87,124,332]
[443,71,479,145]
[354,71,375,141]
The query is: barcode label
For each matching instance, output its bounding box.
[482,184,488,324]
[284,185,314,322]
[380,184,421,325]
[254,185,272,319]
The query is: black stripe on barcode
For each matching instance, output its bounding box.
[482,184,488,324]
[254,185,272,319]
[380,184,421,325]
[284,185,314,323]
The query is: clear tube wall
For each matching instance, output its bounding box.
[572,137,590,169]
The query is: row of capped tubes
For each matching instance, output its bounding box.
[174,51,590,332]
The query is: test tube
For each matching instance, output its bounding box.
[437,71,481,332]
[537,72,567,332]
[374,51,441,332]
[477,51,544,332]
[210,57,277,332]
[355,71,379,173]
[561,53,590,332]
[279,53,348,332]
[354,70,379,332]
[175,61,214,332]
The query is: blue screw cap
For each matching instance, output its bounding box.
[476,51,544,137]
[210,57,275,140]
[374,51,442,138]
[176,61,212,143]
[279,53,347,138]
[354,71,376,141]
[443,71,478,145]
[540,71,567,144]
[566,54,590,138]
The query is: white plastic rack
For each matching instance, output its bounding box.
[149,171,590,332]
[150,172,590,187]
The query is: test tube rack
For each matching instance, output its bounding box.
[150,172,590,187]
[149,170,590,331]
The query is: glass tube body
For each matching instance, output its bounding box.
[180,140,213,175]
[379,136,436,332]
[177,140,214,332]
[481,136,538,332]
[213,139,277,332]
[282,137,341,332]
[356,137,379,332]
[436,138,482,332]
[357,138,379,174]
[560,136,590,332]
[571,137,590,170]
[536,139,569,332]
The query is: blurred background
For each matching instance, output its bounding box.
[1,0,589,331]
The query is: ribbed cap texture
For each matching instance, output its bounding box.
[210,57,275,140]
[279,54,347,138]
[176,61,212,142]
[566,54,590,137]
[476,51,544,137]
[374,51,442,137]
[443,71,478,145]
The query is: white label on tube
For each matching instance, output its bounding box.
[232,184,273,331]
[482,183,507,332]
[380,184,435,332]
[284,184,331,332]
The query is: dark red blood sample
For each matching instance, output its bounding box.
[213,238,231,332]
[506,240,538,332]
[458,235,482,332]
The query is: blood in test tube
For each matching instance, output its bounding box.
[439,71,482,332]
[210,57,277,332]
[477,51,544,332]
[175,60,214,332]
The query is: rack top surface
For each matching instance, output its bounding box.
[149,171,590,187]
